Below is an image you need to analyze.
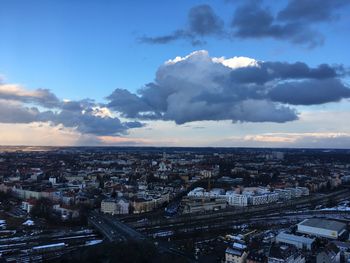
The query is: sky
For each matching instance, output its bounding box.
[1,0,350,148]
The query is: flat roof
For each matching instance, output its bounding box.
[277,232,315,245]
[298,219,346,232]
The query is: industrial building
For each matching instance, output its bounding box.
[297,219,348,240]
[181,197,228,214]
[276,232,315,251]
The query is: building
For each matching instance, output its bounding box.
[268,244,305,263]
[297,219,347,240]
[316,243,340,263]
[247,252,267,263]
[275,189,292,201]
[181,197,228,214]
[131,192,169,214]
[226,192,248,207]
[101,198,129,215]
[225,242,248,263]
[53,204,80,220]
[21,199,36,213]
[276,232,315,251]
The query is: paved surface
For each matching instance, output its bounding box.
[88,211,194,262]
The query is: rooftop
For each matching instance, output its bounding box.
[298,218,346,232]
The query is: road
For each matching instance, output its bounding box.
[88,211,194,261]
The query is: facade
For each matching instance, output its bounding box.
[227,193,248,207]
[275,189,292,201]
[268,244,305,263]
[53,204,79,220]
[132,192,169,214]
[276,232,315,251]
[248,194,268,205]
[225,248,248,263]
[316,244,340,263]
[21,199,36,213]
[181,197,228,214]
[247,252,267,263]
[101,198,129,215]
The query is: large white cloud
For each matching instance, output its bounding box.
[107,50,349,124]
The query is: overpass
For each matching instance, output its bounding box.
[88,211,194,262]
[88,211,144,242]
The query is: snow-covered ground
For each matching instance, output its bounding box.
[22,220,35,226]
[320,201,350,211]
[85,239,103,246]
[0,219,6,229]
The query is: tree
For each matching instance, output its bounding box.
[30,198,53,219]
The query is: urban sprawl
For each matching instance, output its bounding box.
[1,147,350,262]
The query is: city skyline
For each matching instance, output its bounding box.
[1,0,350,148]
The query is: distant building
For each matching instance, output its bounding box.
[225,241,248,263]
[297,219,347,240]
[276,232,315,251]
[21,199,36,213]
[101,198,129,215]
[181,197,227,214]
[226,192,248,207]
[316,243,340,263]
[268,244,305,263]
[247,252,267,263]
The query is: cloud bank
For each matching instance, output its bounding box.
[0,83,143,136]
[107,50,350,124]
[140,0,350,47]
[1,50,349,144]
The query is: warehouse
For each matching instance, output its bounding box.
[276,232,315,250]
[297,219,347,240]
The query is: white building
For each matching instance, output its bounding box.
[248,194,268,205]
[297,219,347,240]
[275,189,292,201]
[276,232,315,251]
[296,187,309,196]
[21,200,36,213]
[101,198,129,215]
[226,192,248,207]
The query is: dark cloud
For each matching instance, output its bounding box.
[0,85,61,108]
[278,0,349,23]
[231,1,323,48]
[106,89,153,118]
[140,1,349,47]
[139,5,223,46]
[107,51,350,125]
[229,62,344,85]
[0,85,143,136]
[269,79,350,105]
[139,30,202,46]
[188,4,224,36]
[0,100,41,123]
[45,107,143,136]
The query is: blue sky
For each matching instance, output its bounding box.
[1,0,350,147]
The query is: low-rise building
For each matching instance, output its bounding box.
[101,198,129,215]
[276,232,315,251]
[297,219,347,240]
[181,197,228,214]
[268,244,305,263]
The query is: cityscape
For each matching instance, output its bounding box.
[1,0,350,262]
[1,147,350,262]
